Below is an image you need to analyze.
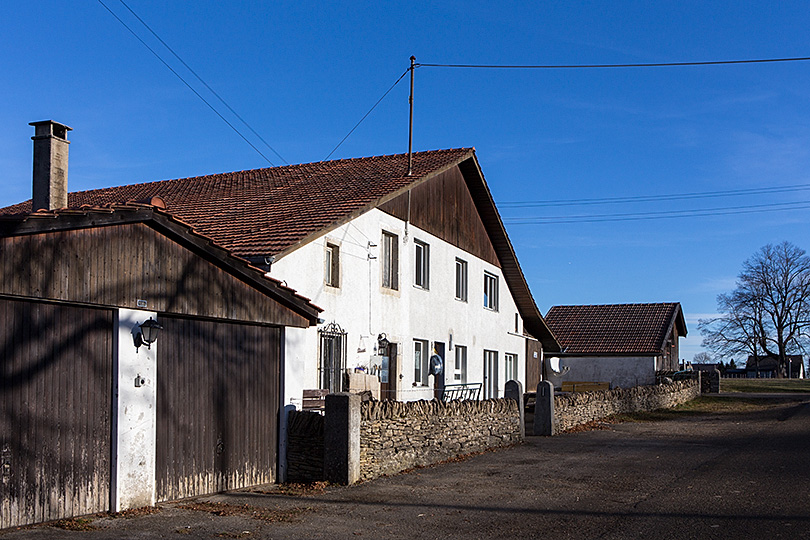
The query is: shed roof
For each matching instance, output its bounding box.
[544,303,686,355]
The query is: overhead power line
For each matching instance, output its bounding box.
[417,56,810,70]
[502,200,810,225]
[117,0,287,164]
[324,69,410,161]
[499,183,810,208]
[98,0,277,166]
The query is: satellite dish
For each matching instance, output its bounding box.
[428,354,443,376]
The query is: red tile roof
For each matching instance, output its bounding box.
[2,146,561,350]
[2,148,473,260]
[544,303,686,355]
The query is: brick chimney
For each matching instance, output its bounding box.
[31,120,72,211]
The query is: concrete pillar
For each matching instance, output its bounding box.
[111,309,158,511]
[504,380,525,440]
[533,380,556,436]
[324,393,361,485]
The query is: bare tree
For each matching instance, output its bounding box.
[692,352,714,363]
[699,242,810,377]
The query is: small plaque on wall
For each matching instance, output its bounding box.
[136,299,148,308]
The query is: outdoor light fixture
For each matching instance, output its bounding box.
[377,333,390,356]
[134,317,163,350]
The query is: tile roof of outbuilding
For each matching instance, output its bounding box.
[2,148,473,260]
[544,303,686,355]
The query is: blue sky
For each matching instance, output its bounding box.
[3,1,810,362]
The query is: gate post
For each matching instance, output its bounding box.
[324,393,360,484]
[504,380,525,440]
[533,381,556,436]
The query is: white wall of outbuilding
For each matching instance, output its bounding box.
[559,355,658,389]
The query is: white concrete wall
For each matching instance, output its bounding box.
[559,356,657,389]
[272,208,528,408]
[111,309,158,511]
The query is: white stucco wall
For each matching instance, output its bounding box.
[111,309,158,511]
[559,356,658,389]
[272,208,528,408]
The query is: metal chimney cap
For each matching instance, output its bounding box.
[29,120,72,141]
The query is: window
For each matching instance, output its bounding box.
[324,242,339,287]
[454,345,467,383]
[319,322,347,392]
[484,272,499,311]
[382,231,399,290]
[504,353,519,382]
[414,339,428,385]
[514,313,520,334]
[483,350,499,399]
[455,258,468,301]
[414,240,430,289]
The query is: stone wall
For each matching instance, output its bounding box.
[286,410,324,483]
[554,380,699,432]
[359,398,521,481]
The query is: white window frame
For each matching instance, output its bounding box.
[414,240,430,289]
[455,258,468,301]
[414,339,428,386]
[484,349,499,399]
[484,271,499,311]
[504,352,519,383]
[382,231,399,290]
[324,242,339,288]
[454,345,467,383]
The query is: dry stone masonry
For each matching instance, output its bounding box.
[553,380,700,432]
[359,398,521,481]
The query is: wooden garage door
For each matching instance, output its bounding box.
[0,298,113,529]
[156,316,281,502]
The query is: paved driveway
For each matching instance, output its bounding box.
[4,395,810,539]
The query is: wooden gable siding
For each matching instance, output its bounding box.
[0,223,309,327]
[377,166,500,267]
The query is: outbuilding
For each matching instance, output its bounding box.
[0,122,321,528]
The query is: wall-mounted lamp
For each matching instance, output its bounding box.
[134,317,163,350]
[377,333,390,356]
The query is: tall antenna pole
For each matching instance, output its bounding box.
[407,55,415,176]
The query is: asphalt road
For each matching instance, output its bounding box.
[4,395,810,540]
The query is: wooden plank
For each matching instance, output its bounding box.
[156,316,279,502]
[0,298,112,529]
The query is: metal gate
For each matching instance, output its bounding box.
[318,322,347,392]
[156,316,281,502]
[0,298,113,529]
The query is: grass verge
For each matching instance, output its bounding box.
[720,378,810,393]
